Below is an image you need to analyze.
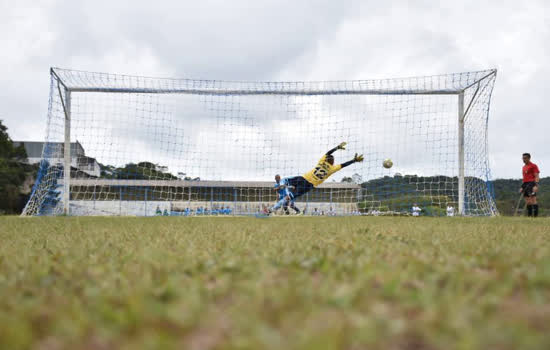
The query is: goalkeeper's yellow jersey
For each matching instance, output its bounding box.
[303,154,343,187]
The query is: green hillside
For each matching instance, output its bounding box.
[358,175,547,216]
[492,177,548,216]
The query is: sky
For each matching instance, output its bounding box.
[1,0,549,179]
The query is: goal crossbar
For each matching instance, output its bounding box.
[66,87,463,95]
[52,68,496,96]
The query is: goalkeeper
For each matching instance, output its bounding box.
[286,142,363,200]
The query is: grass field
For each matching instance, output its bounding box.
[1,217,549,349]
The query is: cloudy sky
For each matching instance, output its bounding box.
[1,0,548,179]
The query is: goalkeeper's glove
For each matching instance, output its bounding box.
[337,142,347,150]
[354,153,364,162]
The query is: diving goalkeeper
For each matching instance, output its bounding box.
[286,142,363,199]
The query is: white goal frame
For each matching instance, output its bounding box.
[28,68,498,217]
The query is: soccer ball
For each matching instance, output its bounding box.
[383,159,393,169]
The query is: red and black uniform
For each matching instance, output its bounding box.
[521,162,540,197]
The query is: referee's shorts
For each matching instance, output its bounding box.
[521,181,537,197]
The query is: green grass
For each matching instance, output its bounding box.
[1,216,550,350]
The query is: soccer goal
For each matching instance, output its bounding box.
[22,68,498,217]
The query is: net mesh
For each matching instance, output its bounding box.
[22,68,498,216]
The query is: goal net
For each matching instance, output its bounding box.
[22,68,498,217]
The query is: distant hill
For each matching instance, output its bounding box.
[492,177,548,216]
[357,175,548,216]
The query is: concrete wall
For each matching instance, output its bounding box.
[69,200,358,216]
[70,201,170,216]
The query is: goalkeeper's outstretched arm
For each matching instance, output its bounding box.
[340,153,364,168]
[326,142,347,155]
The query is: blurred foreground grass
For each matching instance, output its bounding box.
[0,216,549,349]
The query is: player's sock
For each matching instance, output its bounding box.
[533,204,539,217]
[289,202,300,213]
[527,205,533,217]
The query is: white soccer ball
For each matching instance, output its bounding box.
[383,158,393,169]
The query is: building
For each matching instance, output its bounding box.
[65,179,361,216]
[14,141,101,178]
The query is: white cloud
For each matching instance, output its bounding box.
[0,0,549,179]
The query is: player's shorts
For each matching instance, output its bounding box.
[522,181,537,197]
[287,176,314,199]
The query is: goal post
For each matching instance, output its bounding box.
[22,68,498,217]
[458,91,465,215]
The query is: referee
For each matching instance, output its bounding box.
[520,153,540,217]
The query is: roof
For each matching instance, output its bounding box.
[67,179,361,189]
[77,155,99,165]
[13,141,85,158]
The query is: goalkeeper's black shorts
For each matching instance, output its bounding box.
[522,181,537,197]
[287,176,314,199]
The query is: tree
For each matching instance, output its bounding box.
[136,161,156,169]
[0,120,30,214]
[0,121,26,160]
[98,161,178,180]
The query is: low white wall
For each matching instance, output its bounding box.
[70,200,358,216]
[70,201,170,216]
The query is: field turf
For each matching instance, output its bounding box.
[1,216,549,349]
